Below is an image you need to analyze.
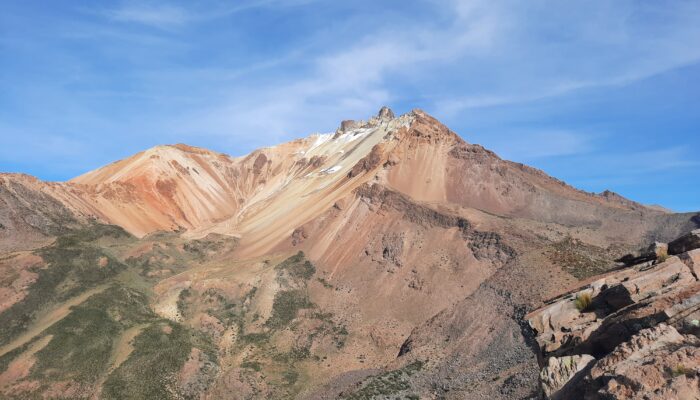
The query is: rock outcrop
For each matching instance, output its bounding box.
[670,229,700,255]
[527,232,700,399]
[617,241,669,267]
[540,354,595,399]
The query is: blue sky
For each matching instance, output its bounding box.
[0,0,698,211]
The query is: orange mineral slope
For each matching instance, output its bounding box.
[192,107,416,256]
[67,141,310,237]
[62,107,411,240]
[49,106,668,251]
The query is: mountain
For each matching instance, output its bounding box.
[0,108,698,399]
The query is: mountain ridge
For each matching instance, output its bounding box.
[1,107,694,255]
[0,107,699,399]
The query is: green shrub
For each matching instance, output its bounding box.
[273,347,310,363]
[282,369,299,385]
[276,252,316,280]
[0,231,126,346]
[317,277,334,289]
[240,332,270,346]
[31,285,152,383]
[672,364,691,377]
[176,288,192,317]
[241,360,262,371]
[342,361,424,399]
[102,322,216,399]
[265,290,312,329]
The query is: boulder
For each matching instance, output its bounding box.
[616,241,668,266]
[587,324,700,399]
[575,282,700,357]
[539,354,595,399]
[669,229,700,255]
[595,257,696,311]
[680,248,700,279]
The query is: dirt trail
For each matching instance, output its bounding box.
[0,285,108,358]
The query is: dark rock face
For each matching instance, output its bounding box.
[356,183,515,268]
[0,175,80,251]
[252,152,268,172]
[381,233,404,266]
[336,120,362,136]
[347,144,384,178]
[291,227,308,246]
[377,106,395,120]
[669,229,700,255]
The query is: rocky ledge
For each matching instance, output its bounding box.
[527,230,700,399]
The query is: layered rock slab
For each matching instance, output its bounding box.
[527,234,700,399]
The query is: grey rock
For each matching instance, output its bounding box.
[539,354,595,399]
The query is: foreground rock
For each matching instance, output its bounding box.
[585,324,700,399]
[527,233,700,399]
[539,355,594,399]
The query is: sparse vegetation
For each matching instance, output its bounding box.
[0,225,128,346]
[282,369,299,386]
[342,361,424,399]
[275,251,316,280]
[317,277,334,289]
[656,248,669,264]
[31,285,153,384]
[0,338,36,375]
[182,234,238,260]
[265,289,313,329]
[273,346,310,363]
[672,364,692,377]
[574,292,593,312]
[177,288,192,318]
[102,321,217,399]
[240,332,271,346]
[241,360,262,372]
[547,237,619,279]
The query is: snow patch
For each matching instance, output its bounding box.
[307,133,333,153]
[321,165,342,174]
[340,128,371,143]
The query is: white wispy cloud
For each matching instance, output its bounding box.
[166,0,700,144]
[104,3,189,28]
[483,130,596,161]
[434,1,700,113]
[165,0,505,141]
[101,0,324,28]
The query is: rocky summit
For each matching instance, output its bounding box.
[0,108,698,399]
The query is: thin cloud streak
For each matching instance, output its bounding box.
[100,0,324,28]
[484,130,596,161]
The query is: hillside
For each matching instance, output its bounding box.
[0,108,698,399]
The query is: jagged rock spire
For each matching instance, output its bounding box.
[377,106,395,120]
